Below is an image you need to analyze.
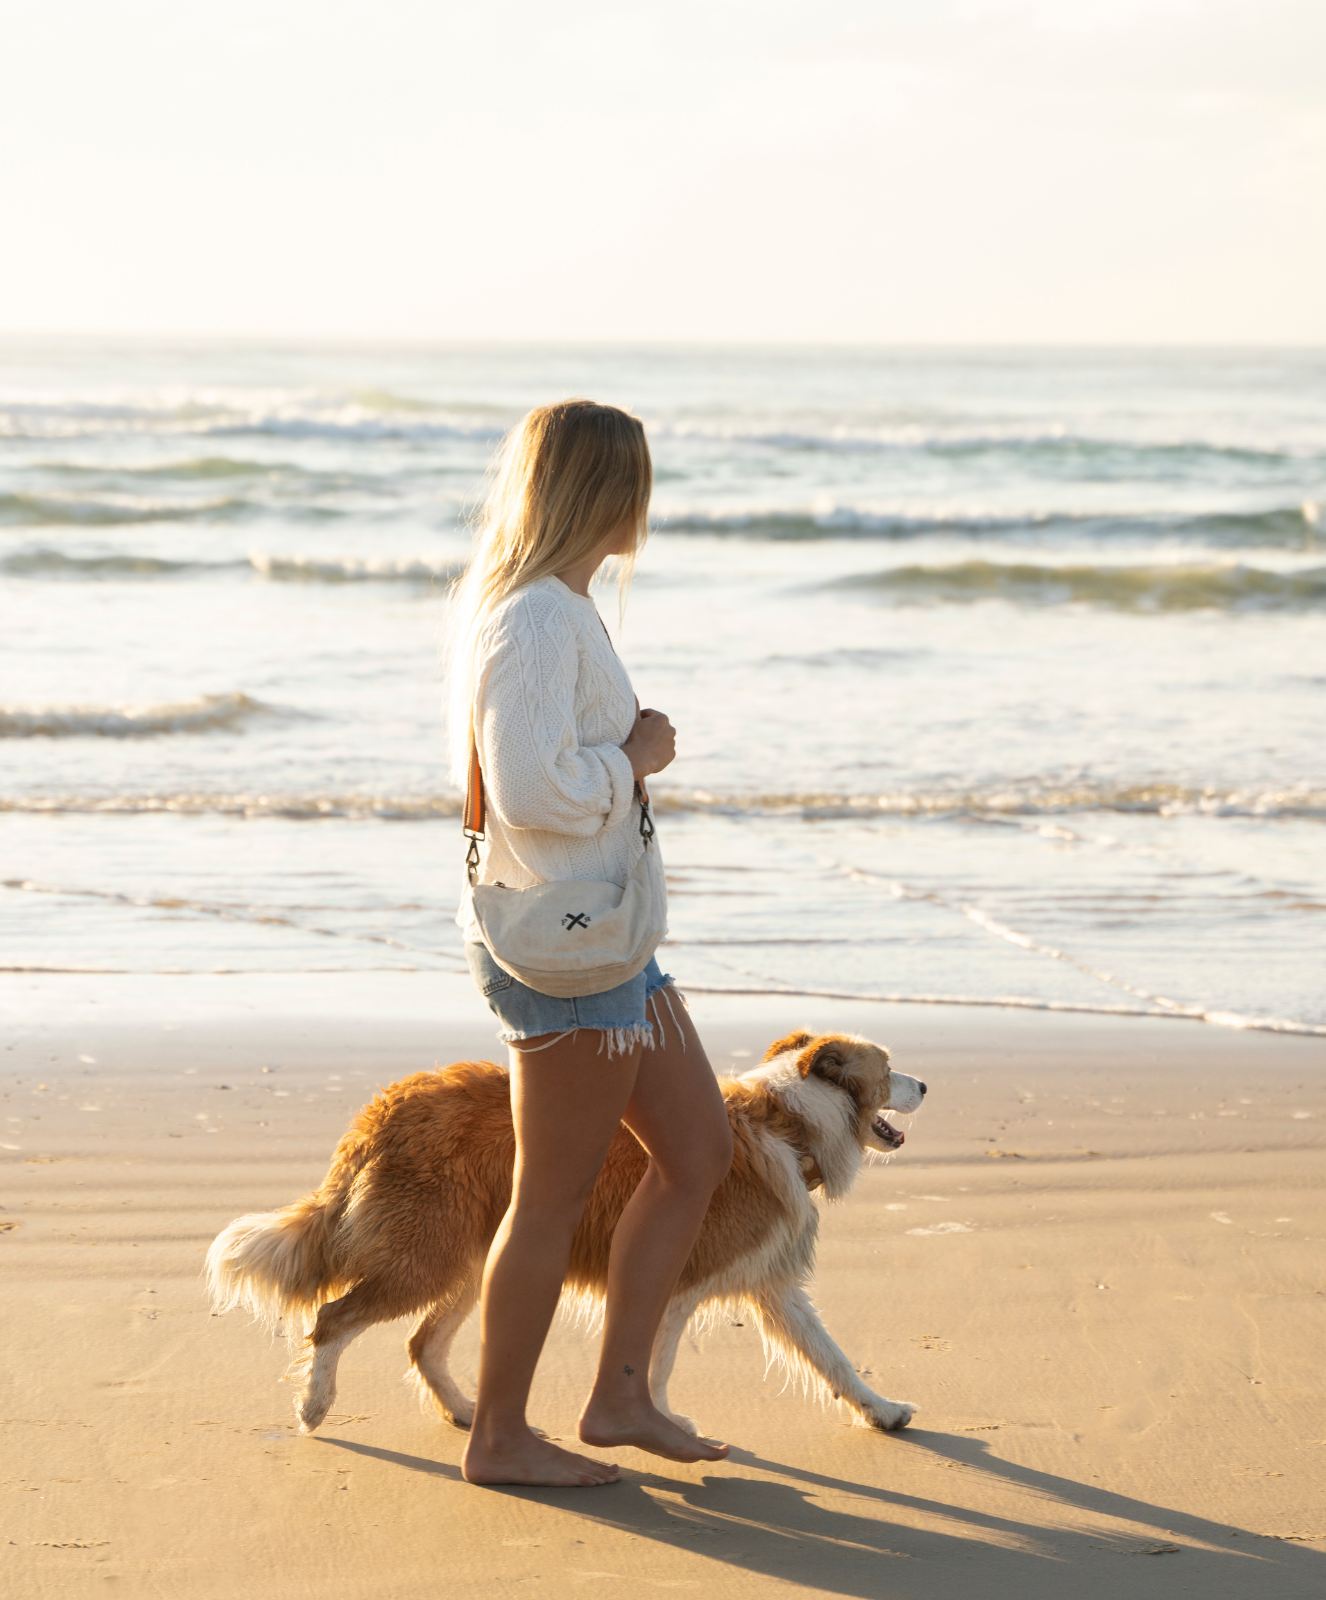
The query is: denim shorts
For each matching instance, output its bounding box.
[465,941,680,1056]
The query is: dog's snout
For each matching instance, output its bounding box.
[918,1081,927,1096]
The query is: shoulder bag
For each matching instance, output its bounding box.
[462,739,665,998]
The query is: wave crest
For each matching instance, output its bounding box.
[658,504,1320,546]
[651,783,1326,820]
[653,419,1326,463]
[833,559,1326,611]
[0,791,459,818]
[0,395,503,445]
[2,547,461,583]
[0,693,291,739]
[0,490,251,527]
[2,547,239,579]
[2,781,1321,820]
[248,552,462,584]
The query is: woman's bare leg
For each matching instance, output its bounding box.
[461,1031,642,1488]
[578,992,734,1462]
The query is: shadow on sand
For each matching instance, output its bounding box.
[316,1427,1323,1597]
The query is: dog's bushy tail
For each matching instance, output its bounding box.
[205,1194,342,1332]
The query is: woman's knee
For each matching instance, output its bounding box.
[700,1100,735,1186]
[509,1171,598,1231]
[657,1124,733,1194]
[707,1123,735,1188]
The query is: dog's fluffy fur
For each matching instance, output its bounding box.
[207,1030,925,1437]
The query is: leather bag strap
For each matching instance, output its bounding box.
[463,733,485,886]
[464,731,651,884]
[463,736,486,839]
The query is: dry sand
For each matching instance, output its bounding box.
[3,974,1324,1598]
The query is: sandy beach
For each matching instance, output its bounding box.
[3,975,1323,1598]
[5,0,1324,1590]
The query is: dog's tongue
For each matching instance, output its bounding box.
[872,1114,905,1148]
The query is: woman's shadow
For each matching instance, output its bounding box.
[317,1427,1323,1597]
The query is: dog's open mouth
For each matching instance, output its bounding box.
[871,1113,905,1149]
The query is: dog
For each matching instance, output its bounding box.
[207,1029,926,1437]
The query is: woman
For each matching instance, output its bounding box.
[448,400,734,1488]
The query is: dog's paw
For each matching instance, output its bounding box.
[855,1395,916,1432]
[296,1393,330,1434]
[445,1402,475,1431]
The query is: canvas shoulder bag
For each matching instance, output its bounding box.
[462,739,665,999]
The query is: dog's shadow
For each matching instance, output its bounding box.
[314,1431,1320,1596]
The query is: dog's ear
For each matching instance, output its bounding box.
[795,1038,850,1080]
[763,1030,813,1063]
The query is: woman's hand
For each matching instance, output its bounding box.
[623,707,676,781]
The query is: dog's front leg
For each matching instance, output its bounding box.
[750,1285,915,1431]
[648,1289,704,1436]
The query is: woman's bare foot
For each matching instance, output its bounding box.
[462,1426,619,1487]
[579,1399,730,1463]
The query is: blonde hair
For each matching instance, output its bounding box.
[446,400,652,784]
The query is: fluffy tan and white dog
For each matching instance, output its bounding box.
[207,1030,926,1437]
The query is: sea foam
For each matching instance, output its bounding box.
[3,781,1321,820]
[248,553,462,583]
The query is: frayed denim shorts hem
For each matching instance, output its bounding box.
[464,942,682,1058]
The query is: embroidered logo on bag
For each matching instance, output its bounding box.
[562,912,591,930]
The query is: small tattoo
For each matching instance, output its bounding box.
[623,1365,635,1376]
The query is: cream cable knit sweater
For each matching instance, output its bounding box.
[455,575,667,947]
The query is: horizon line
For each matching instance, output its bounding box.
[2,332,1324,354]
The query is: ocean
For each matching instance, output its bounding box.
[2,341,1323,1033]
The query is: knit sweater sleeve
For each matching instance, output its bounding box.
[474,589,637,838]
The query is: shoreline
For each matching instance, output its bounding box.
[5,965,1324,1037]
[3,977,1324,1596]
[680,984,1326,1037]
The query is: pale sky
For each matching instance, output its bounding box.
[1,0,1322,343]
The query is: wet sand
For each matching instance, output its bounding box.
[3,975,1324,1598]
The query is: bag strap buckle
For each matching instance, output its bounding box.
[463,730,655,877]
[636,781,655,849]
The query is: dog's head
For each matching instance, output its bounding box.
[739,1030,927,1196]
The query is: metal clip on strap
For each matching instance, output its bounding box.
[463,735,654,886]
[636,782,654,848]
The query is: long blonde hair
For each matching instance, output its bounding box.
[446,399,652,785]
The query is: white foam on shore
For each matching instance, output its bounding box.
[0,790,458,817]
[11,781,1321,819]
[677,985,1326,1037]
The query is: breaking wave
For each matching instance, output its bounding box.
[653,419,1326,463]
[44,455,277,480]
[0,790,459,818]
[0,490,252,526]
[658,504,1322,546]
[649,783,1326,820]
[0,693,295,740]
[833,559,1326,611]
[2,547,243,579]
[3,781,1322,820]
[2,547,461,583]
[7,386,1324,464]
[0,394,504,445]
[248,552,462,583]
